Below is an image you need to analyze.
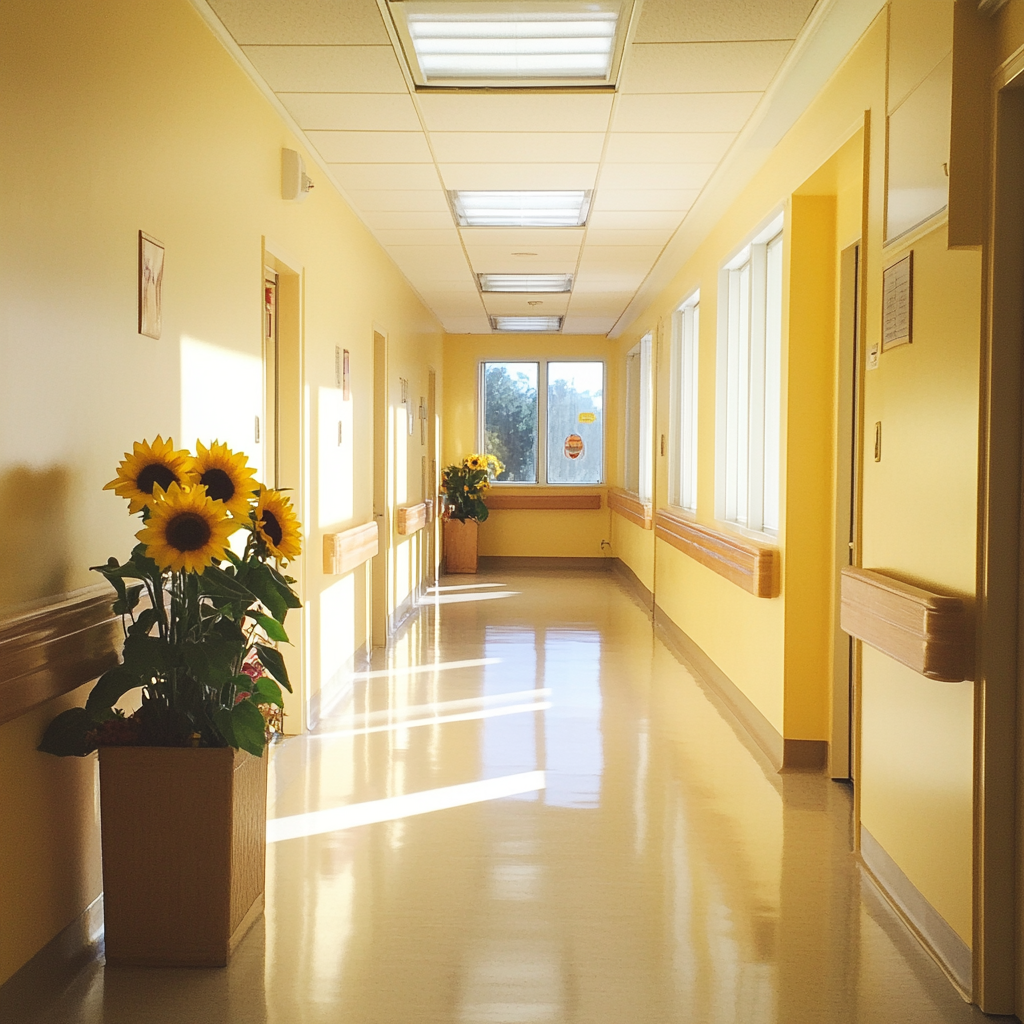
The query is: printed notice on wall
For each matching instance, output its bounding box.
[882,253,913,351]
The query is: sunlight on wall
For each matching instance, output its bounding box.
[319,577,356,709]
[179,336,262,466]
[317,385,353,524]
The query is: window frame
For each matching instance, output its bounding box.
[478,358,606,486]
[714,211,785,537]
[669,294,699,514]
[623,333,653,502]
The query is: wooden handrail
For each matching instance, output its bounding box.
[655,509,778,598]
[608,487,652,530]
[323,521,379,575]
[0,585,121,726]
[485,493,602,511]
[396,502,428,536]
[840,567,971,681]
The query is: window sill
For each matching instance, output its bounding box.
[608,488,652,530]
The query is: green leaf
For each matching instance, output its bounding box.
[85,665,140,714]
[230,700,267,756]
[182,639,242,687]
[246,563,289,622]
[127,606,159,637]
[267,565,302,606]
[251,611,289,644]
[253,675,284,707]
[38,707,97,757]
[213,707,236,748]
[198,563,258,604]
[255,643,292,692]
[112,583,144,617]
[121,633,172,677]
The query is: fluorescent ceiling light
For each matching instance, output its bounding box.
[478,273,573,293]
[491,316,563,332]
[451,190,591,227]
[387,1,633,88]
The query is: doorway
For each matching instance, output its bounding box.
[371,330,390,647]
[831,242,860,780]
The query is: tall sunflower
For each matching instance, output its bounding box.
[193,440,258,518]
[254,487,302,563]
[136,482,235,574]
[105,436,196,514]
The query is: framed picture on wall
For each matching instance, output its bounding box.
[138,231,164,339]
[882,252,913,351]
[343,348,351,401]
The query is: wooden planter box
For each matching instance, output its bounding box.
[444,517,479,574]
[98,745,268,967]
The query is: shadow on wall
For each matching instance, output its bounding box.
[0,466,71,618]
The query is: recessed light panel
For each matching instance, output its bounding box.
[451,190,591,227]
[479,273,573,293]
[491,316,563,332]
[388,1,633,88]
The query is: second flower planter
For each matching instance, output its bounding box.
[443,517,479,574]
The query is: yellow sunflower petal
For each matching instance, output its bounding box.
[193,440,259,518]
[254,487,302,563]
[105,436,197,514]
[136,481,235,574]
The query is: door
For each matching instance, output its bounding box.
[371,330,389,647]
[831,242,860,780]
[262,271,279,487]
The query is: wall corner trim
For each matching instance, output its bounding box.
[611,558,654,612]
[653,605,784,771]
[860,826,972,998]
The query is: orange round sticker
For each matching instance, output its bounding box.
[564,434,584,460]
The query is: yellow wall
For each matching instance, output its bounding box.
[442,333,614,559]
[0,0,441,985]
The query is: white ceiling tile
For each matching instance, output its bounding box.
[386,244,467,264]
[439,164,599,191]
[574,268,650,290]
[420,293,486,315]
[430,133,607,164]
[588,210,686,230]
[624,41,792,94]
[578,245,663,265]
[441,315,493,334]
[332,164,440,191]
[346,190,450,212]
[585,228,674,246]
[311,131,432,162]
[362,211,455,229]
[463,244,581,262]
[561,316,617,335]
[613,93,761,133]
[604,132,736,164]
[568,292,635,311]
[473,262,578,278]
[483,294,572,316]
[241,46,406,93]
[279,93,420,131]
[599,164,714,190]
[459,228,586,248]
[207,0,391,44]
[634,0,816,43]
[372,228,463,246]
[417,93,614,133]
[593,189,698,212]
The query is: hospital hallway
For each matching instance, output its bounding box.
[26,568,994,1024]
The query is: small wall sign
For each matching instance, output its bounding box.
[578,411,596,423]
[138,231,164,340]
[882,252,913,351]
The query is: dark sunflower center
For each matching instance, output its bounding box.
[165,512,212,552]
[200,468,235,503]
[261,510,283,546]
[136,463,177,495]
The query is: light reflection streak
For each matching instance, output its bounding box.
[352,657,500,681]
[422,591,519,606]
[313,700,552,740]
[321,688,552,729]
[426,583,507,593]
[268,771,546,843]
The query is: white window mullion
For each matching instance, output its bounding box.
[683,303,699,511]
[638,334,653,502]
[747,242,767,532]
[762,233,783,533]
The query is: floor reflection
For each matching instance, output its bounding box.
[25,567,994,1023]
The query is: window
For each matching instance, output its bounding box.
[623,334,653,501]
[669,295,699,512]
[481,360,604,485]
[716,215,784,534]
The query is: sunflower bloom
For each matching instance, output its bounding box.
[254,488,302,563]
[104,437,196,514]
[136,482,235,574]
[193,440,258,517]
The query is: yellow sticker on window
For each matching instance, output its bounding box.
[578,412,596,423]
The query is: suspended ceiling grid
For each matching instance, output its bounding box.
[203,0,820,335]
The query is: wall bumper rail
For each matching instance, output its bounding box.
[840,567,971,682]
[396,502,429,536]
[608,487,652,529]
[654,509,778,598]
[323,520,379,576]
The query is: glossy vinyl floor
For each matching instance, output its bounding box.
[30,568,996,1023]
